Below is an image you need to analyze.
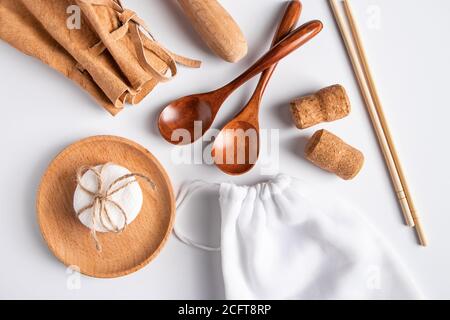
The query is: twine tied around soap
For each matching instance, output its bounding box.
[76,0,201,83]
[76,163,156,252]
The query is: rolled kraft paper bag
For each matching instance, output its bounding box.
[73,0,168,103]
[22,0,167,112]
[291,84,351,129]
[0,0,199,115]
[70,0,199,102]
[305,129,364,180]
[0,0,119,114]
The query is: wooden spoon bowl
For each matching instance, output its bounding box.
[212,120,259,175]
[159,94,215,145]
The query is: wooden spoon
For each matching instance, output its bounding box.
[158,19,323,145]
[177,0,248,63]
[212,0,302,175]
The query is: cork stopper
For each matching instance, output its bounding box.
[290,84,351,129]
[305,129,364,180]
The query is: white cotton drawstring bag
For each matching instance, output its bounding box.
[175,174,423,300]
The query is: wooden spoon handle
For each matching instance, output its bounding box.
[254,0,302,101]
[177,0,248,63]
[224,20,323,94]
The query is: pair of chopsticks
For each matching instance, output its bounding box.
[329,0,427,246]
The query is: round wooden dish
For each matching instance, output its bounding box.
[36,135,175,278]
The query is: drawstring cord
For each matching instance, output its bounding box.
[174,180,221,252]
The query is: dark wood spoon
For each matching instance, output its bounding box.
[212,0,302,175]
[158,19,323,145]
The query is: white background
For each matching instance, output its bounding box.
[0,0,449,299]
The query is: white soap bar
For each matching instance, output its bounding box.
[73,164,143,233]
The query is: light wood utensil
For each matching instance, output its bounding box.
[212,0,302,175]
[36,136,176,278]
[329,0,427,246]
[158,20,323,145]
[177,0,248,62]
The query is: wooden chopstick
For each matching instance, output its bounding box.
[341,0,427,246]
[329,0,427,246]
[328,0,413,227]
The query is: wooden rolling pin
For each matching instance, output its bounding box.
[177,0,248,63]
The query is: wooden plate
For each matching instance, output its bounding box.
[36,135,175,278]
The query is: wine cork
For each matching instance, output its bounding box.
[305,129,364,180]
[290,84,351,129]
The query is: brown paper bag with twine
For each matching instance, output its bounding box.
[0,0,200,115]
[0,0,118,114]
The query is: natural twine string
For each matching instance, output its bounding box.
[76,0,201,86]
[76,163,155,252]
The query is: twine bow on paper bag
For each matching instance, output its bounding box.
[75,163,156,252]
[76,0,201,83]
